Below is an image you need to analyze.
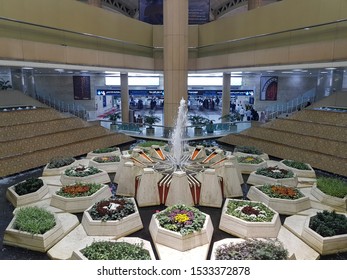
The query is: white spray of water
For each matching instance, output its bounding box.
[170,98,188,165]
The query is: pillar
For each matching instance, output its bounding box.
[222,72,231,120]
[120,73,129,123]
[248,0,262,10]
[163,0,189,129]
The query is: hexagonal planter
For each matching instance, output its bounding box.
[247,185,311,215]
[71,237,156,260]
[236,156,267,174]
[247,170,298,187]
[60,168,110,186]
[279,160,316,178]
[3,212,65,252]
[301,212,347,255]
[50,184,112,213]
[86,147,121,159]
[6,179,49,207]
[88,157,120,173]
[311,185,347,210]
[219,199,281,239]
[149,207,214,252]
[81,197,143,237]
[233,151,269,160]
[42,160,76,176]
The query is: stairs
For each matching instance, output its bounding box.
[0,104,134,178]
[218,108,347,177]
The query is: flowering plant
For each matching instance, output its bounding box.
[155,204,206,235]
[56,183,103,198]
[93,156,120,163]
[257,184,304,200]
[64,165,102,177]
[226,200,275,222]
[237,156,264,164]
[88,196,136,222]
[255,166,294,179]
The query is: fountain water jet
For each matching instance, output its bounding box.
[170,98,188,166]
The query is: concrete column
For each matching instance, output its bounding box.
[120,73,129,123]
[248,0,262,10]
[163,0,189,129]
[222,72,231,120]
[88,0,102,8]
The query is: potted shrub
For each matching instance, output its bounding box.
[143,111,160,135]
[71,238,155,260]
[236,155,267,174]
[279,159,316,178]
[301,210,347,255]
[247,166,298,187]
[219,113,239,130]
[247,184,311,215]
[86,146,121,159]
[42,157,76,176]
[219,199,281,238]
[233,145,269,160]
[50,182,112,213]
[6,177,49,207]
[3,206,64,252]
[311,177,347,210]
[60,164,110,185]
[188,115,209,136]
[149,204,213,252]
[108,112,121,131]
[81,196,143,237]
[89,155,121,173]
[211,238,290,260]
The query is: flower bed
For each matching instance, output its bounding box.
[60,165,110,185]
[247,166,298,187]
[81,197,143,237]
[233,145,269,160]
[279,159,316,178]
[149,204,213,252]
[50,183,112,213]
[236,156,267,174]
[301,211,347,255]
[6,177,49,207]
[88,155,120,173]
[211,238,289,260]
[311,177,347,210]
[86,147,121,159]
[3,206,64,252]
[219,199,281,238]
[71,238,155,260]
[247,184,310,215]
[42,157,76,176]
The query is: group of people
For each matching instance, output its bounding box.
[231,102,260,121]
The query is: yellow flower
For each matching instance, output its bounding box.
[174,213,190,223]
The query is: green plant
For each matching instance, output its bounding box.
[257,184,304,200]
[14,178,44,196]
[0,79,12,90]
[108,112,121,124]
[155,204,206,236]
[88,196,136,222]
[234,145,263,155]
[93,156,120,163]
[56,183,103,198]
[219,112,240,122]
[255,166,294,179]
[143,111,160,128]
[282,159,311,170]
[13,206,56,234]
[309,210,347,237]
[81,241,151,260]
[93,147,118,153]
[188,115,209,128]
[215,239,289,260]
[226,200,275,222]
[138,141,166,147]
[47,157,75,169]
[64,165,102,177]
[237,156,264,164]
[316,177,347,198]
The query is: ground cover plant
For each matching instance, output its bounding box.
[234,145,263,155]
[226,200,275,222]
[282,159,311,170]
[14,178,44,196]
[64,165,102,177]
[309,210,347,237]
[257,184,304,200]
[316,177,347,198]
[47,157,75,169]
[255,166,294,179]
[55,183,104,198]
